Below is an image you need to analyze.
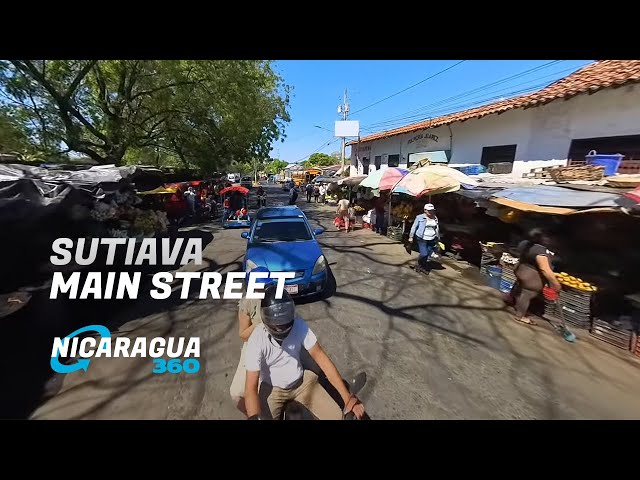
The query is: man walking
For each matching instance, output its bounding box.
[289,184,299,205]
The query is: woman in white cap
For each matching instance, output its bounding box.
[408,203,440,274]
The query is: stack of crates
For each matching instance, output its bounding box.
[480,252,496,276]
[543,287,592,330]
[500,264,516,294]
[590,319,634,351]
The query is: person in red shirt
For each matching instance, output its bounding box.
[223,197,231,221]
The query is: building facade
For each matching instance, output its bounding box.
[349,61,640,177]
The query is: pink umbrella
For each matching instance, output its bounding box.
[359,167,409,191]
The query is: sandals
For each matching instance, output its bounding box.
[515,316,537,326]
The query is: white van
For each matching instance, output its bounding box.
[227,173,239,182]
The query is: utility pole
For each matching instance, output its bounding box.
[338,89,349,176]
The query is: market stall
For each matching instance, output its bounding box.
[461,184,640,355]
[384,165,478,243]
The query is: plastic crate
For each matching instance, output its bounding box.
[487,162,514,174]
[543,301,591,330]
[456,164,486,176]
[499,280,514,294]
[590,318,634,351]
[386,226,403,242]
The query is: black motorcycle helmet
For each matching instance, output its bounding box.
[261,284,295,342]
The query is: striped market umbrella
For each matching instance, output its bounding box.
[391,165,477,198]
[359,167,409,191]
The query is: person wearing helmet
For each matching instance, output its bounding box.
[229,267,273,415]
[244,284,366,420]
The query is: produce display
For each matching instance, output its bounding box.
[391,201,422,220]
[554,272,598,292]
[89,188,169,239]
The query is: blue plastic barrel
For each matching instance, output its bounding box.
[585,150,624,176]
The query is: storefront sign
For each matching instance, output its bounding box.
[403,128,450,154]
[357,144,371,153]
[407,133,439,145]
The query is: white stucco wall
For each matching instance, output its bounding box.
[350,125,452,175]
[351,84,640,176]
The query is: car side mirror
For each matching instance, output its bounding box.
[313,228,325,235]
[241,232,249,239]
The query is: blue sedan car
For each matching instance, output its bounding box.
[241,206,327,297]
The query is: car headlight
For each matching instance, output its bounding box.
[246,259,258,272]
[312,255,327,275]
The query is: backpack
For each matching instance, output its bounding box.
[291,190,298,202]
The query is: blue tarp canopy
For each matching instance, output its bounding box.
[491,185,621,208]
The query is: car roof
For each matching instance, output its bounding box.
[256,206,305,220]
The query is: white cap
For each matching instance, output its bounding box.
[424,203,435,211]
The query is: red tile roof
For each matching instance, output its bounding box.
[348,60,640,146]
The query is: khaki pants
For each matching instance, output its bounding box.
[259,370,343,420]
[229,343,248,404]
[339,209,350,231]
[230,345,323,405]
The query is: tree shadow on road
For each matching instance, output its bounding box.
[0,226,237,419]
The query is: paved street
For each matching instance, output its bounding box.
[32,184,640,420]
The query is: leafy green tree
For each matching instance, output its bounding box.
[0,107,34,155]
[0,60,291,171]
[302,152,338,167]
[265,158,288,174]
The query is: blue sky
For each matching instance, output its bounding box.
[271,60,593,164]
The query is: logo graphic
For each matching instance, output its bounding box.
[51,325,200,375]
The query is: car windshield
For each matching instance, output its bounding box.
[252,220,312,243]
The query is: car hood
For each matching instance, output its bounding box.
[247,240,322,271]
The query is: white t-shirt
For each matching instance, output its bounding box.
[422,216,439,241]
[245,318,317,389]
[338,199,350,211]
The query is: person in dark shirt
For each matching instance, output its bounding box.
[511,228,562,325]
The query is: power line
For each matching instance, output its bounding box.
[359,81,557,136]
[363,60,569,130]
[365,70,576,132]
[349,60,466,116]
[362,62,580,132]
[293,136,340,163]
[381,60,564,122]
